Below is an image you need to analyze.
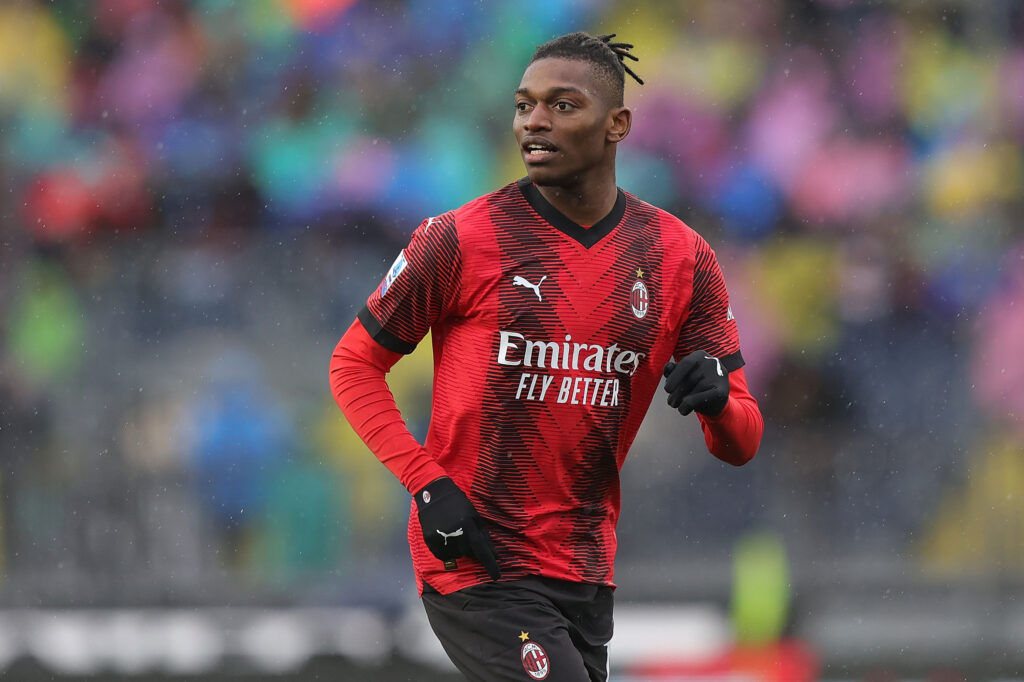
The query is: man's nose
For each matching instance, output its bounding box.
[523,105,552,131]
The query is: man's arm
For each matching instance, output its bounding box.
[330,316,501,579]
[331,211,503,579]
[668,232,763,465]
[663,353,762,466]
[329,317,448,492]
[695,366,762,466]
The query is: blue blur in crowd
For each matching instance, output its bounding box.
[192,381,291,527]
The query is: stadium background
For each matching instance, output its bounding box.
[1,0,1023,680]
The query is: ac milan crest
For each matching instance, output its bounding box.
[630,280,649,319]
[521,641,550,680]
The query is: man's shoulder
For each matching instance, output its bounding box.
[449,180,522,224]
[411,184,508,235]
[623,190,700,245]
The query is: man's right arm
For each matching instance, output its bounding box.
[330,212,500,579]
[329,317,448,493]
[329,316,501,579]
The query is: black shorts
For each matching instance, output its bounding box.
[421,576,613,682]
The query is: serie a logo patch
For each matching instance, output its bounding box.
[380,250,407,297]
[521,641,550,680]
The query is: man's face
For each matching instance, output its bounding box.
[513,58,620,187]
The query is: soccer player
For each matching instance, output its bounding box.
[330,31,763,682]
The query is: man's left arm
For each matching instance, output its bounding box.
[668,234,763,465]
[696,366,762,466]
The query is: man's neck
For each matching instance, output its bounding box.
[535,174,618,227]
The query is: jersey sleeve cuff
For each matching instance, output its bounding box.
[358,306,417,355]
[721,350,744,373]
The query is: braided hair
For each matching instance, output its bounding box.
[530,32,643,106]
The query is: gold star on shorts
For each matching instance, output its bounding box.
[518,631,530,642]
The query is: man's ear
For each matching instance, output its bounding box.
[607,106,632,143]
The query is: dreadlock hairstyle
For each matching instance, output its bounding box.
[530,32,643,106]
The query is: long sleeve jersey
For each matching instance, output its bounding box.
[330,178,763,595]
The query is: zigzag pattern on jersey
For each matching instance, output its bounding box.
[562,193,663,581]
[366,211,461,349]
[471,184,664,584]
[675,234,741,366]
[470,184,550,581]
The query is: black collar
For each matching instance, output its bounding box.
[517,177,626,249]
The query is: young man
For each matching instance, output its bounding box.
[330,32,763,682]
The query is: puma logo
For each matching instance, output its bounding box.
[512,275,546,301]
[437,528,464,546]
[704,354,724,377]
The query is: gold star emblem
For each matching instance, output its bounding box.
[518,631,530,642]
[636,267,644,278]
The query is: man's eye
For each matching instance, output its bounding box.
[555,102,574,111]
[516,102,530,112]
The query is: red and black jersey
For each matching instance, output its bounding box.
[358,178,744,594]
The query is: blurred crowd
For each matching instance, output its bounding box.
[1,0,1023,607]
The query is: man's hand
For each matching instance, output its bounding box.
[663,350,730,416]
[414,477,501,580]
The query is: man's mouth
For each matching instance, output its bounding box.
[524,142,559,158]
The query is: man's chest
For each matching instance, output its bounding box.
[459,224,684,347]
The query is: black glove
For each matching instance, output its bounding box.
[414,477,501,580]
[663,350,730,416]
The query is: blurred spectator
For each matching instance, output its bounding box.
[187,355,291,568]
[6,258,84,389]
